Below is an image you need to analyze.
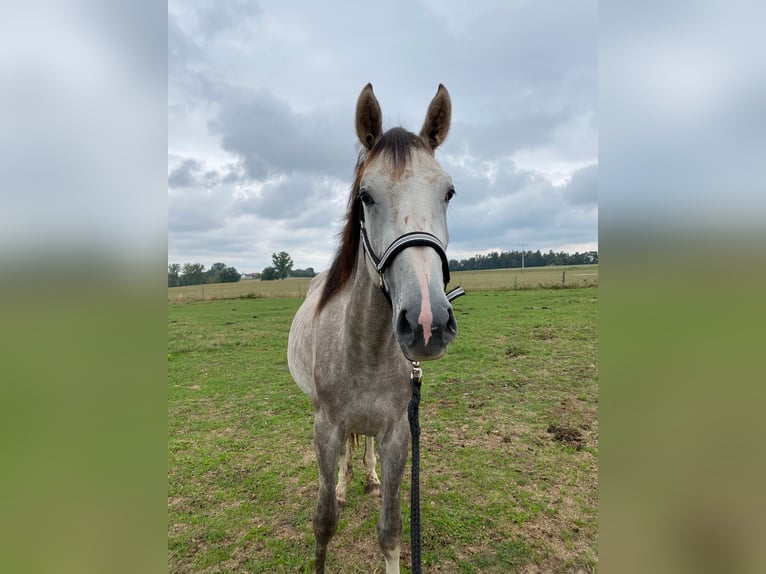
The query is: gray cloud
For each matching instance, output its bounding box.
[563,163,598,205]
[196,0,262,40]
[208,87,351,181]
[168,15,203,81]
[234,174,345,223]
[167,159,202,188]
[167,158,244,189]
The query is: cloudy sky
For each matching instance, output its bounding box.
[168,0,597,274]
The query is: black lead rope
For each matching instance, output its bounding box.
[407,362,423,574]
[407,287,464,574]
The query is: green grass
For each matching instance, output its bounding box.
[168,277,598,573]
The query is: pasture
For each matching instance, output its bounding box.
[168,271,598,573]
[168,265,598,303]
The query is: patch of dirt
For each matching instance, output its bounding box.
[547,424,584,449]
[532,326,557,341]
[518,483,598,574]
[169,521,188,535]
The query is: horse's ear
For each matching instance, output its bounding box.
[355,83,382,150]
[419,84,451,150]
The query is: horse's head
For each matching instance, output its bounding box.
[354,84,457,361]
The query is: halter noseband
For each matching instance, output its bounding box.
[359,203,465,304]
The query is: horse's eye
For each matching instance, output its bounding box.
[445,186,456,202]
[359,190,374,206]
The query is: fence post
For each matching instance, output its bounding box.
[562,271,566,287]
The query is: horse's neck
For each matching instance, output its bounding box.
[340,250,395,347]
[324,250,409,382]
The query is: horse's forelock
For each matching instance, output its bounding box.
[368,128,429,177]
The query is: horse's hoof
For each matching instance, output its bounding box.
[336,496,347,508]
[365,481,381,497]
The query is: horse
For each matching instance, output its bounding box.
[287,83,459,574]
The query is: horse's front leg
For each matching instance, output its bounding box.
[376,418,409,574]
[312,417,343,574]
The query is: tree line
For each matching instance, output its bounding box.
[168,262,241,287]
[169,248,595,287]
[168,252,318,287]
[448,249,597,272]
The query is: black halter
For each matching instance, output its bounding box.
[359,204,465,304]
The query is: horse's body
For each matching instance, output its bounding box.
[287,84,457,574]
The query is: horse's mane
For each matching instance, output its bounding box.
[316,128,429,314]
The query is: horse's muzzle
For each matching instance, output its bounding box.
[395,302,457,361]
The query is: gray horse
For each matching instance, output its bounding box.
[288,84,458,574]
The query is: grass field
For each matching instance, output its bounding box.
[168,265,598,303]
[168,270,598,573]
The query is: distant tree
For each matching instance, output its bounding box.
[220,266,241,283]
[260,266,278,281]
[168,263,181,287]
[290,267,316,278]
[272,252,293,280]
[207,262,227,283]
[181,262,206,286]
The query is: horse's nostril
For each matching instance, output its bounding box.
[446,307,457,334]
[396,309,415,345]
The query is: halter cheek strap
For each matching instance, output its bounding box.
[359,206,465,304]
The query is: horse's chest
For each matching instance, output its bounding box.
[315,370,410,431]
